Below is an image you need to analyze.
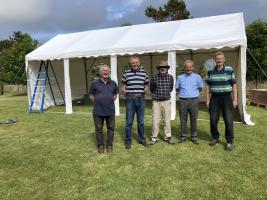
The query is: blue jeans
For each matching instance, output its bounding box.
[125,97,145,144]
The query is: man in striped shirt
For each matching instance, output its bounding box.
[206,52,238,151]
[121,56,149,149]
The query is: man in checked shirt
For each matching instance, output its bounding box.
[149,61,175,145]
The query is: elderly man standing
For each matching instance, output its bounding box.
[89,64,118,154]
[149,61,174,145]
[121,56,149,149]
[206,52,237,151]
[176,60,203,144]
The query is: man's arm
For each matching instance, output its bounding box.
[121,83,126,95]
[144,84,149,94]
[206,84,211,109]
[89,82,95,103]
[114,82,118,100]
[232,83,238,108]
[89,94,95,103]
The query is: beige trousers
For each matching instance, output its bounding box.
[151,100,172,140]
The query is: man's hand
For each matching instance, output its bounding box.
[89,95,95,103]
[233,99,238,108]
[206,85,210,109]
[206,99,210,109]
[144,84,149,94]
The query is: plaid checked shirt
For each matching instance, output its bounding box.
[150,73,174,100]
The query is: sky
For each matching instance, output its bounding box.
[0,0,266,42]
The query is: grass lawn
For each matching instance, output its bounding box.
[0,93,266,200]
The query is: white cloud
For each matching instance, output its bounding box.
[0,0,51,23]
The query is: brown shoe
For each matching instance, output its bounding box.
[97,145,104,154]
[107,145,113,153]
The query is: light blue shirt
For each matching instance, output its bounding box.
[176,73,203,98]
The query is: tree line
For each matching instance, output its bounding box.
[0,0,266,86]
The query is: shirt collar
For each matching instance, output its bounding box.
[158,72,168,77]
[214,65,225,71]
[183,72,194,77]
[99,77,111,84]
[131,67,141,72]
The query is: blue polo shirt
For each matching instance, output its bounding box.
[176,73,203,98]
[89,78,118,116]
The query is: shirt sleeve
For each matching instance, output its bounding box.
[230,70,236,84]
[122,73,126,84]
[89,81,95,95]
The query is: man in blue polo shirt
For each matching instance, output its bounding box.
[206,52,237,151]
[89,64,118,154]
[176,60,203,144]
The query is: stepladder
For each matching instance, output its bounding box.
[28,60,65,112]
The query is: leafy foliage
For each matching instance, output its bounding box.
[246,20,267,81]
[145,0,190,22]
[0,31,38,84]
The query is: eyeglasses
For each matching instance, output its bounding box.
[159,66,168,69]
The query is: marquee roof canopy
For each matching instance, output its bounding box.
[26,13,246,61]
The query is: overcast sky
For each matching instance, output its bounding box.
[0,0,266,42]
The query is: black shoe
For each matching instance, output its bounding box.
[139,141,149,147]
[191,139,199,145]
[225,143,233,151]
[209,139,218,146]
[178,138,186,143]
[125,143,131,149]
[164,137,175,145]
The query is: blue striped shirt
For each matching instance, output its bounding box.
[122,68,149,95]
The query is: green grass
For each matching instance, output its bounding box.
[0,93,266,200]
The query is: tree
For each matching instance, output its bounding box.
[145,0,190,22]
[0,31,38,84]
[246,20,267,81]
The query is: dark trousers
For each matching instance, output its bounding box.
[209,93,234,143]
[179,97,199,140]
[125,97,145,144]
[93,115,115,147]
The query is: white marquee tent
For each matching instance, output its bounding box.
[26,12,254,125]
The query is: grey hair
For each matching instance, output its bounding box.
[184,60,194,66]
[129,55,140,63]
[99,64,110,72]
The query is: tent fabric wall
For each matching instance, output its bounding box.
[25,13,254,125]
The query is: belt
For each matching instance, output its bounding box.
[126,94,144,98]
[179,97,198,100]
